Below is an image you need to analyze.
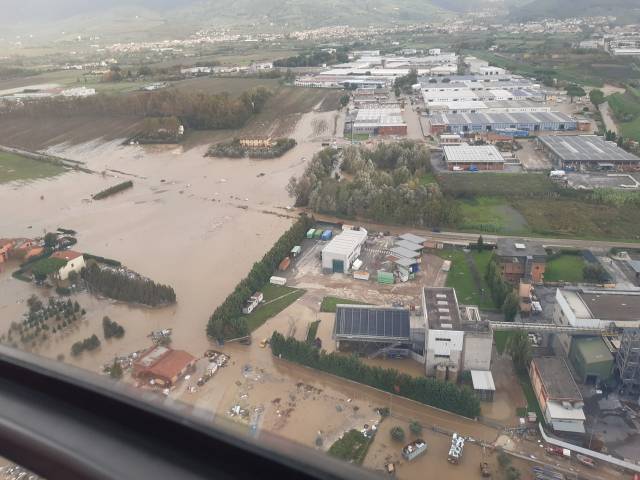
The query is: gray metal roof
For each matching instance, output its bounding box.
[531,357,582,401]
[334,305,410,341]
[444,144,505,164]
[395,239,424,251]
[399,233,427,244]
[431,111,575,126]
[393,257,418,268]
[471,370,496,391]
[539,135,640,163]
[322,229,367,257]
[389,246,421,259]
[496,238,547,258]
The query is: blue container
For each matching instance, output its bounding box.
[321,230,333,241]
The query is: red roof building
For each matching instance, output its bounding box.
[51,250,83,261]
[133,346,197,387]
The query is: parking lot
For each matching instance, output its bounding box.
[566,173,640,190]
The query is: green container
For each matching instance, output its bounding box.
[377,271,394,284]
[306,229,316,239]
[314,229,323,239]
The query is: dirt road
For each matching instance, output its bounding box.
[599,102,619,135]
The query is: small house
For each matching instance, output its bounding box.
[50,250,86,280]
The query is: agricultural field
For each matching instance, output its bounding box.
[457,197,528,234]
[0,151,65,184]
[172,76,282,96]
[608,87,640,141]
[437,172,557,198]
[544,253,586,283]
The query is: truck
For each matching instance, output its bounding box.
[269,276,287,286]
[448,433,465,464]
[545,446,570,458]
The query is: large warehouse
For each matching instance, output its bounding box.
[429,111,577,135]
[333,304,411,347]
[443,144,505,171]
[321,228,368,273]
[537,135,640,171]
[351,108,407,136]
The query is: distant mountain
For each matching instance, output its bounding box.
[510,0,640,21]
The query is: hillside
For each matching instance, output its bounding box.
[510,0,640,21]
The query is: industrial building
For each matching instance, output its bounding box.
[132,346,197,387]
[422,287,492,377]
[617,328,640,395]
[333,304,411,351]
[537,135,640,171]
[529,357,586,435]
[350,108,407,136]
[443,144,505,171]
[470,370,496,401]
[568,336,614,384]
[321,228,368,273]
[495,238,547,284]
[427,99,551,115]
[429,111,577,136]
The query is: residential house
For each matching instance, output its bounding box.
[496,238,547,284]
[50,250,86,280]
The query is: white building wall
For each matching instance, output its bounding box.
[424,329,464,374]
[462,333,493,371]
[57,256,86,281]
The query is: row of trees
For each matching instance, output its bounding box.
[485,257,519,321]
[71,334,101,356]
[207,138,297,159]
[93,180,133,200]
[287,144,460,228]
[394,69,418,96]
[82,263,176,307]
[270,332,481,418]
[273,49,348,68]
[7,87,272,132]
[206,215,314,341]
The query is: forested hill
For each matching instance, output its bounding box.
[510,0,640,21]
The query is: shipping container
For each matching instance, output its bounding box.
[279,257,291,271]
[353,271,370,281]
[290,245,302,257]
[321,229,333,241]
[306,229,316,239]
[269,276,287,286]
[377,270,394,284]
[313,229,323,239]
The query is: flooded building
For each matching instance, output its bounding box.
[50,250,86,281]
[529,357,585,435]
[422,287,492,376]
[132,346,197,387]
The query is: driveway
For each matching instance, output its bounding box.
[599,102,619,135]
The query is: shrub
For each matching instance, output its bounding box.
[92,181,133,200]
[390,426,405,442]
[409,421,423,435]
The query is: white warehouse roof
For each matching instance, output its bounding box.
[471,370,496,391]
[444,144,505,164]
[322,229,368,257]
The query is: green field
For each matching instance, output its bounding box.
[327,429,373,464]
[544,254,586,283]
[437,249,494,309]
[320,296,367,313]
[494,331,514,355]
[438,173,557,198]
[458,197,529,234]
[419,172,437,185]
[244,284,306,332]
[306,320,320,343]
[0,151,65,184]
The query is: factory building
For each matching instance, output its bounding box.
[422,287,493,377]
[351,108,407,136]
[537,135,640,171]
[530,357,586,435]
[443,144,505,171]
[568,336,614,385]
[429,112,577,136]
[333,304,411,351]
[321,228,368,273]
[554,288,640,355]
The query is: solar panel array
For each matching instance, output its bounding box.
[334,306,410,340]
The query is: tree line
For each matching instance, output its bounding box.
[82,263,176,307]
[270,332,480,418]
[273,49,348,68]
[287,143,460,228]
[93,180,133,200]
[207,138,297,159]
[71,334,101,356]
[485,256,519,321]
[206,215,313,340]
[5,87,272,131]
[102,316,125,339]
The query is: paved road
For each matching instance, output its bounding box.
[307,212,640,248]
[599,102,619,135]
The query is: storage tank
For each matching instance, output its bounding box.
[447,365,459,384]
[436,364,447,382]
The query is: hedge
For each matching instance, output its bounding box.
[93,180,133,200]
[270,332,481,419]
